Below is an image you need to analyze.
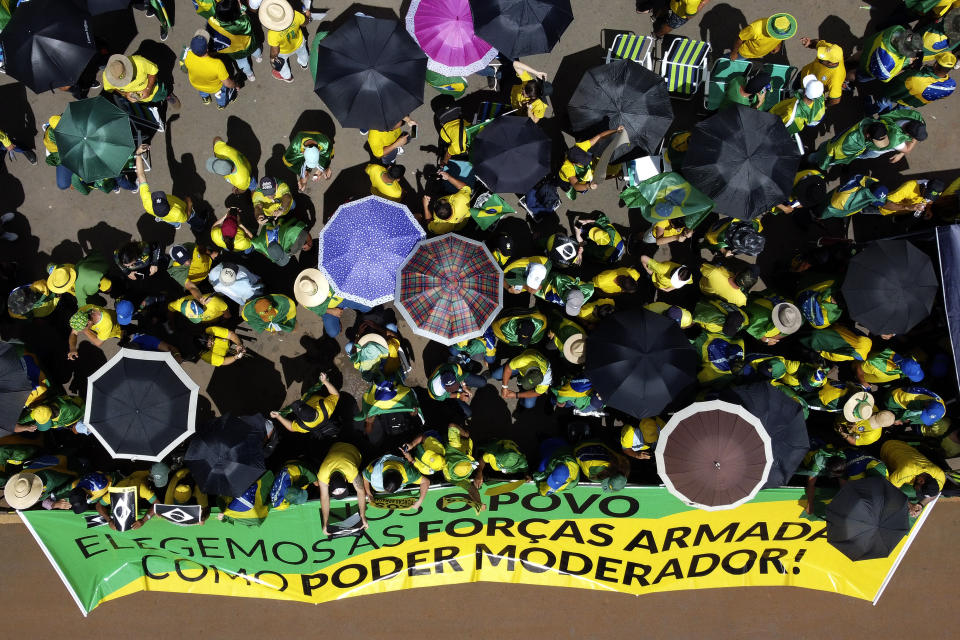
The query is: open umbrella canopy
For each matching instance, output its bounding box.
[84,349,199,461]
[656,400,773,510]
[826,476,910,561]
[56,96,135,182]
[406,0,498,76]
[469,0,573,59]
[682,106,801,220]
[318,195,425,307]
[720,383,808,488]
[76,0,131,15]
[184,414,268,497]
[471,116,551,193]
[0,0,96,93]
[568,60,674,158]
[842,239,939,336]
[396,234,504,345]
[313,15,427,130]
[0,342,33,435]
[585,309,699,418]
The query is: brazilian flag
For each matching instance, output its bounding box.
[220,471,275,526]
[426,70,468,98]
[470,192,515,230]
[619,172,714,229]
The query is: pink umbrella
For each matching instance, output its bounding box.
[406,0,498,76]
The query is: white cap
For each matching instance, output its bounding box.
[526,263,547,289]
[801,74,824,100]
[669,268,692,289]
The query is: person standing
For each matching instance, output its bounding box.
[856,25,923,84]
[718,72,772,110]
[367,116,416,165]
[241,294,297,333]
[0,129,37,166]
[729,13,798,60]
[365,163,404,201]
[422,171,472,234]
[206,0,262,82]
[210,209,255,253]
[209,260,263,306]
[253,177,294,223]
[878,52,956,108]
[181,30,237,109]
[818,175,889,219]
[271,372,340,435]
[797,38,846,106]
[769,75,826,135]
[284,130,334,189]
[207,136,256,193]
[260,0,309,83]
[654,0,710,38]
[509,60,550,123]
[102,54,180,109]
[315,442,368,535]
[133,145,200,230]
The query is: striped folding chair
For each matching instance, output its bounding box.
[660,37,711,100]
[704,58,753,111]
[759,63,797,112]
[605,32,654,70]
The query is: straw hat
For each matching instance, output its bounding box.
[104,54,136,87]
[771,302,802,335]
[3,472,44,510]
[357,333,389,349]
[294,269,330,307]
[259,0,294,31]
[562,332,586,364]
[47,265,77,294]
[843,391,875,422]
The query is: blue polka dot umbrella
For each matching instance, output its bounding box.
[318,196,426,307]
[395,234,504,345]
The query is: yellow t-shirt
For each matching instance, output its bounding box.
[652,219,684,239]
[0,130,11,149]
[210,225,253,251]
[78,304,122,340]
[591,267,642,294]
[43,116,61,154]
[578,297,615,323]
[365,164,403,201]
[183,51,230,93]
[931,0,960,17]
[846,419,884,446]
[168,295,228,323]
[558,140,593,184]
[266,11,306,54]
[508,350,551,395]
[253,182,293,215]
[670,0,704,19]
[800,51,846,100]
[881,440,946,489]
[737,19,783,59]
[440,119,468,156]
[699,263,747,306]
[879,180,924,215]
[428,186,472,234]
[510,71,548,120]
[286,393,339,433]
[317,442,362,484]
[108,470,157,505]
[213,140,253,191]
[138,183,188,224]
[368,128,403,158]
[200,326,232,366]
[102,55,159,100]
[646,259,681,290]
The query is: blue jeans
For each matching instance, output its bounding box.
[454,373,488,418]
[200,87,231,108]
[491,366,537,409]
[381,148,399,165]
[448,345,495,365]
[115,174,137,191]
[323,299,372,337]
[56,165,73,190]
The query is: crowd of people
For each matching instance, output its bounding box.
[1,0,959,535]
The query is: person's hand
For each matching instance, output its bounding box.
[729,50,739,61]
[15,424,38,433]
[460,389,472,401]
[319,372,328,383]
[127,272,138,281]
[399,134,410,146]
[53,499,71,510]
[804,499,814,515]
[500,385,511,399]
[408,498,423,511]
[137,143,150,155]
[269,411,281,419]
[304,10,311,22]
[908,502,923,517]
[616,125,625,133]
[889,152,905,163]
[257,214,267,224]
[800,37,812,47]
[361,517,369,530]
[638,451,651,460]
[406,119,418,127]
[474,475,483,489]
[589,183,598,190]
[148,265,158,276]
[534,70,547,80]
[298,177,308,191]
[270,57,280,67]
[438,170,450,181]
[67,350,79,361]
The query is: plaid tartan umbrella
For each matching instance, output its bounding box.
[395,234,504,345]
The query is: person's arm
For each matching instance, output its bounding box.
[68,331,80,360]
[364,416,375,435]
[318,481,331,534]
[320,372,337,396]
[623,448,650,460]
[438,171,466,190]
[383,133,410,155]
[422,195,432,221]
[84,327,104,347]
[588,127,622,146]
[881,199,923,214]
[474,457,486,488]
[140,73,158,100]
[804,475,818,514]
[515,389,541,399]
[278,193,293,215]
[133,144,149,183]
[222,76,236,89]
[269,410,297,433]
[403,433,424,450]
[409,476,430,510]
[269,45,280,60]
[512,61,547,80]
[729,38,744,59]
[500,363,514,398]
[183,196,193,216]
[183,279,204,302]
[353,476,369,528]
[889,139,918,163]
[775,203,796,214]
[363,477,374,501]
[640,254,653,274]
[799,37,819,50]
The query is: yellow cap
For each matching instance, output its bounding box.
[174,484,192,503]
[98,277,112,292]
[937,51,957,68]
[452,461,475,479]
[774,17,790,30]
[30,405,53,425]
[817,43,842,64]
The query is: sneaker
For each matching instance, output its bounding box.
[486,76,496,89]
[396,146,405,155]
[359,129,369,135]
[160,26,169,42]
[0,212,14,224]
[253,53,263,64]
[201,95,211,105]
[169,222,182,229]
[90,80,102,90]
[166,94,181,111]
[298,61,309,70]
[112,185,121,193]
[246,73,256,82]
[144,7,155,17]
[272,69,293,83]
[21,149,37,165]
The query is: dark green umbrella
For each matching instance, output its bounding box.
[55,96,135,182]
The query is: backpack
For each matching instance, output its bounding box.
[524,180,561,220]
[725,222,766,256]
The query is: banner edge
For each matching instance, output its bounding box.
[19,511,90,617]
[871,495,938,606]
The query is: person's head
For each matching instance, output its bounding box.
[104,54,135,87]
[924,178,946,200]
[170,244,190,265]
[206,155,236,176]
[615,275,638,293]
[69,487,88,514]
[871,184,890,202]
[764,13,797,40]
[220,210,240,251]
[935,52,956,75]
[386,165,405,182]
[825,456,846,479]
[291,400,320,429]
[494,232,513,258]
[7,286,41,316]
[219,263,238,286]
[303,145,322,171]
[69,308,91,332]
[259,0,295,31]
[890,30,923,58]
[914,472,941,500]
[254,297,279,322]
[669,266,692,290]
[734,266,759,291]
[518,368,544,391]
[522,79,543,102]
[794,174,828,209]
[594,302,616,321]
[440,368,459,393]
[865,122,889,144]
[744,72,772,95]
[431,198,453,220]
[800,74,824,100]
[567,146,593,166]
[894,355,924,382]
[149,462,170,488]
[329,472,350,498]
[115,299,134,326]
[549,234,578,266]
[516,318,536,345]
[381,470,403,494]
[525,263,548,290]
[190,30,209,57]
[215,0,242,21]
[902,120,928,142]
[258,176,278,196]
[118,241,144,267]
[565,289,585,316]
[816,42,843,68]
[921,400,946,426]
[722,312,743,338]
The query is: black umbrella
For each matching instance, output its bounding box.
[585,309,699,419]
[826,477,910,561]
[0,0,96,93]
[74,0,130,15]
[720,383,808,488]
[84,349,200,461]
[469,0,573,59]
[0,342,33,435]
[471,116,551,193]
[313,15,427,130]
[185,414,268,497]
[568,60,673,157]
[682,106,801,220]
[841,239,939,336]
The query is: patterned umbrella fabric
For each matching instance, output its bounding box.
[406,0,498,76]
[318,196,425,307]
[396,234,504,345]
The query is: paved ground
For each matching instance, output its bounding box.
[0,0,958,634]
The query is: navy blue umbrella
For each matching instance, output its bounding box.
[826,477,910,561]
[185,414,268,497]
[0,342,33,436]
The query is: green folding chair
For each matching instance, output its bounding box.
[660,37,711,100]
[759,63,797,112]
[605,32,654,70]
[704,58,753,111]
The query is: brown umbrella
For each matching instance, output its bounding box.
[656,400,773,510]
